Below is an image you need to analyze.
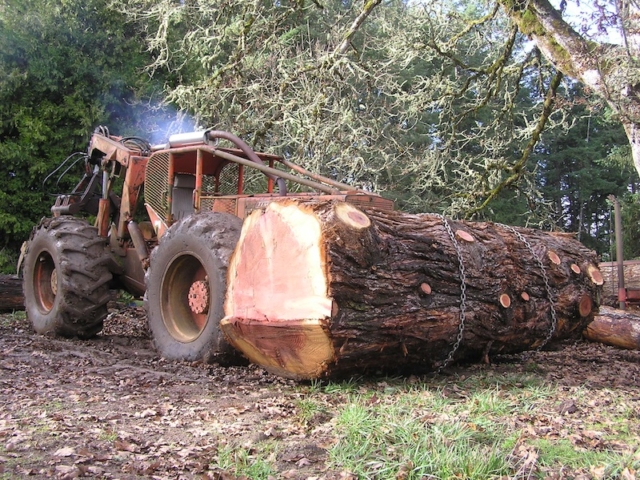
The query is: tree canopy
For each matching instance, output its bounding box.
[114,0,568,213]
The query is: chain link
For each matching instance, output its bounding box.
[500,224,558,350]
[435,214,467,371]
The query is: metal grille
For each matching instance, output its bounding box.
[201,198,237,215]
[145,152,170,220]
[202,175,217,193]
[218,163,239,195]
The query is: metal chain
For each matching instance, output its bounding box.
[500,224,558,350]
[435,214,467,371]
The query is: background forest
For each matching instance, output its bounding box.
[0,0,638,273]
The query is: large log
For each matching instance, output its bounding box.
[584,306,640,350]
[0,274,25,312]
[220,200,602,380]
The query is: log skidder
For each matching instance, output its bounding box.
[21,216,112,338]
[20,127,387,367]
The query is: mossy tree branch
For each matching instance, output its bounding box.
[466,69,564,218]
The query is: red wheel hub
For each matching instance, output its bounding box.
[188,280,209,315]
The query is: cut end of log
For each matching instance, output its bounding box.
[225,202,332,321]
[335,202,371,229]
[500,294,511,308]
[420,283,432,295]
[587,264,604,285]
[548,251,561,265]
[520,292,530,301]
[571,264,581,274]
[455,229,475,243]
[579,294,593,318]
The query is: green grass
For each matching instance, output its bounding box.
[294,397,326,424]
[531,438,640,477]
[212,442,277,479]
[321,373,640,479]
[322,377,360,395]
[0,310,26,327]
[99,429,118,442]
[328,391,517,479]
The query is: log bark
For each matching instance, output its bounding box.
[220,200,602,380]
[584,306,640,350]
[0,274,25,312]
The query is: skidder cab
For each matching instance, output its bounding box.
[20,127,392,364]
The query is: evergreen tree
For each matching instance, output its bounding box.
[0,0,163,271]
[533,90,638,256]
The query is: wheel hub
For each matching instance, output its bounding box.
[188,280,209,315]
[50,268,58,296]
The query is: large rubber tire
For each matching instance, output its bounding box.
[145,212,243,364]
[22,216,113,338]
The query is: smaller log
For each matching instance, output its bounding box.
[521,292,530,301]
[584,306,640,350]
[571,264,581,274]
[0,274,24,312]
[420,283,432,295]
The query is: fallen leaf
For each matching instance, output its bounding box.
[558,400,578,414]
[114,440,138,452]
[590,465,606,479]
[54,447,75,457]
[621,468,636,480]
[54,465,78,478]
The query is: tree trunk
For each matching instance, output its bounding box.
[584,306,640,350]
[0,275,25,312]
[220,200,602,380]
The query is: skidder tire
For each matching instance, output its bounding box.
[22,217,113,338]
[145,212,242,364]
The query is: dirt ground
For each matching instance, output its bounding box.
[1,303,640,479]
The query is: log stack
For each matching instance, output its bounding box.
[220,200,603,380]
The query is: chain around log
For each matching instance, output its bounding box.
[435,214,467,371]
[500,224,558,350]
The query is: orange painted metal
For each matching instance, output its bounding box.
[97,198,111,238]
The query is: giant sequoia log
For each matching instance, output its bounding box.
[220,200,602,380]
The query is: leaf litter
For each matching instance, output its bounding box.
[1,304,639,479]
